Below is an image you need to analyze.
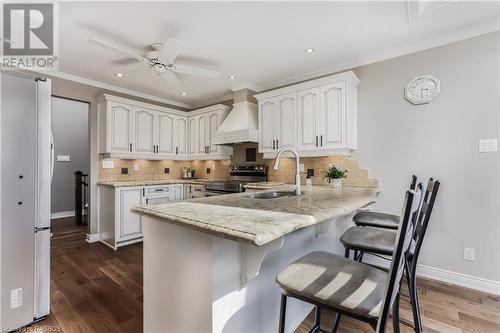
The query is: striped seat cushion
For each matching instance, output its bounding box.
[340,226,397,255]
[353,211,400,229]
[276,251,387,319]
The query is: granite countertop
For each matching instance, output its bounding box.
[97,179,224,187]
[132,186,379,246]
[244,182,286,190]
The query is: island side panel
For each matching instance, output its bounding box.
[143,216,213,333]
[212,214,354,333]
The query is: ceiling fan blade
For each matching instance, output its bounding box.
[173,64,220,79]
[158,37,186,64]
[89,38,149,63]
[121,64,151,73]
[160,70,186,90]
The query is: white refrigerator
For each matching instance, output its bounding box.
[0,72,52,331]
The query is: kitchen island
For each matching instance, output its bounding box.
[132,186,379,333]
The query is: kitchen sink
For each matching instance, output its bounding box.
[247,191,303,199]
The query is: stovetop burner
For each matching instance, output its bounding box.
[205,165,267,193]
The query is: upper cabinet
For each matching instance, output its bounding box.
[187,105,232,160]
[98,95,231,160]
[255,71,359,158]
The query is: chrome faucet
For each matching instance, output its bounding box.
[273,148,301,196]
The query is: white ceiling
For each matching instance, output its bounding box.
[57,1,499,108]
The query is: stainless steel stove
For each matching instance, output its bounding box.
[204,165,267,196]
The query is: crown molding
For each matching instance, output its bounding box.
[253,21,499,93]
[32,69,192,109]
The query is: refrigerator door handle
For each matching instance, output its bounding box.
[50,131,54,183]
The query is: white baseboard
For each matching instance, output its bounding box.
[86,233,99,243]
[363,254,500,296]
[51,210,75,219]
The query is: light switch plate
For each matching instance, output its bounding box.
[479,139,498,152]
[57,155,70,162]
[101,160,114,169]
[133,163,139,171]
[299,164,305,172]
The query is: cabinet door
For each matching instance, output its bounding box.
[259,99,275,152]
[208,112,219,154]
[108,102,132,153]
[319,82,346,149]
[170,185,183,201]
[198,115,208,155]
[157,113,175,156]
[297,88,320,151]
[134,109,155,154]
[275,93,296,150]
[118,188,142,241]
[175,116,187,156]
[188,117,198,155]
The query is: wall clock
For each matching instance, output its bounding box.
[405,74,440,105]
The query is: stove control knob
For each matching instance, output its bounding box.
[259,166,264,171]
[254,166,259,171]
[229,166,235,171]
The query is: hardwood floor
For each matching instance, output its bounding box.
[29,218,499,333]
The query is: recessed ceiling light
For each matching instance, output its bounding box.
[181,92,187,96]
[305,48,315,54]
[115,73,124,77]
[228,74,237,79]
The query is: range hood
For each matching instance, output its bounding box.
[213,96,259,144]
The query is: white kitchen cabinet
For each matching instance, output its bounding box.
[297,88,321,151]
[187,105,232,160]
[98,95,230,160]
[255,71,359,158]
[107,101,133,153]
[98,183,185,249]
[134,108,156,155]
[258,93,296,154]
[98,185,144,250]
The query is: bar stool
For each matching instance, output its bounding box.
[353,175,417,230]
[340,179,440,333]
[276,188,422,333]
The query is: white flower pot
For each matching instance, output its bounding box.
[330,179,342,189]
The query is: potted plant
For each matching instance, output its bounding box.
[323,162,348,189]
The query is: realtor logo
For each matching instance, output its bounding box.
[2,2,58,69]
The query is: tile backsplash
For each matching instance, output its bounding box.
[99,143,378,188]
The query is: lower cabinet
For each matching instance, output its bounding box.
[99,186,144,250]
[98,184,185,250]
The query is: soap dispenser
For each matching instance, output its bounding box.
[305,171,313,192]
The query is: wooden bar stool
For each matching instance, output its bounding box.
[276,188,422,333]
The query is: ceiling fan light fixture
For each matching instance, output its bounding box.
[181,92,187,96]
[228,74,237,79]
[115,73,124,78]
[305,48,315,54]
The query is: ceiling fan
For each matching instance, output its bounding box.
[89,37,221,90]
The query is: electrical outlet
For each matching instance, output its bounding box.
[121,168,128,175]
[212,164,216,171]
[133,163,139,171]
[206,168,211,174]
[464,247,475,262]
[101,160,114,169]
[299,163,305,172]
[57,155,70,162]
[307,169,315,177]
[10,288,22,309]
[164,168,170,174]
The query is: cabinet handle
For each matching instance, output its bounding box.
[273,140,275,150]
[176,147,178,155]
[129,143,132,152]
[276,139,279,149]
[320,135,323,147]
[316,136,318,147]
